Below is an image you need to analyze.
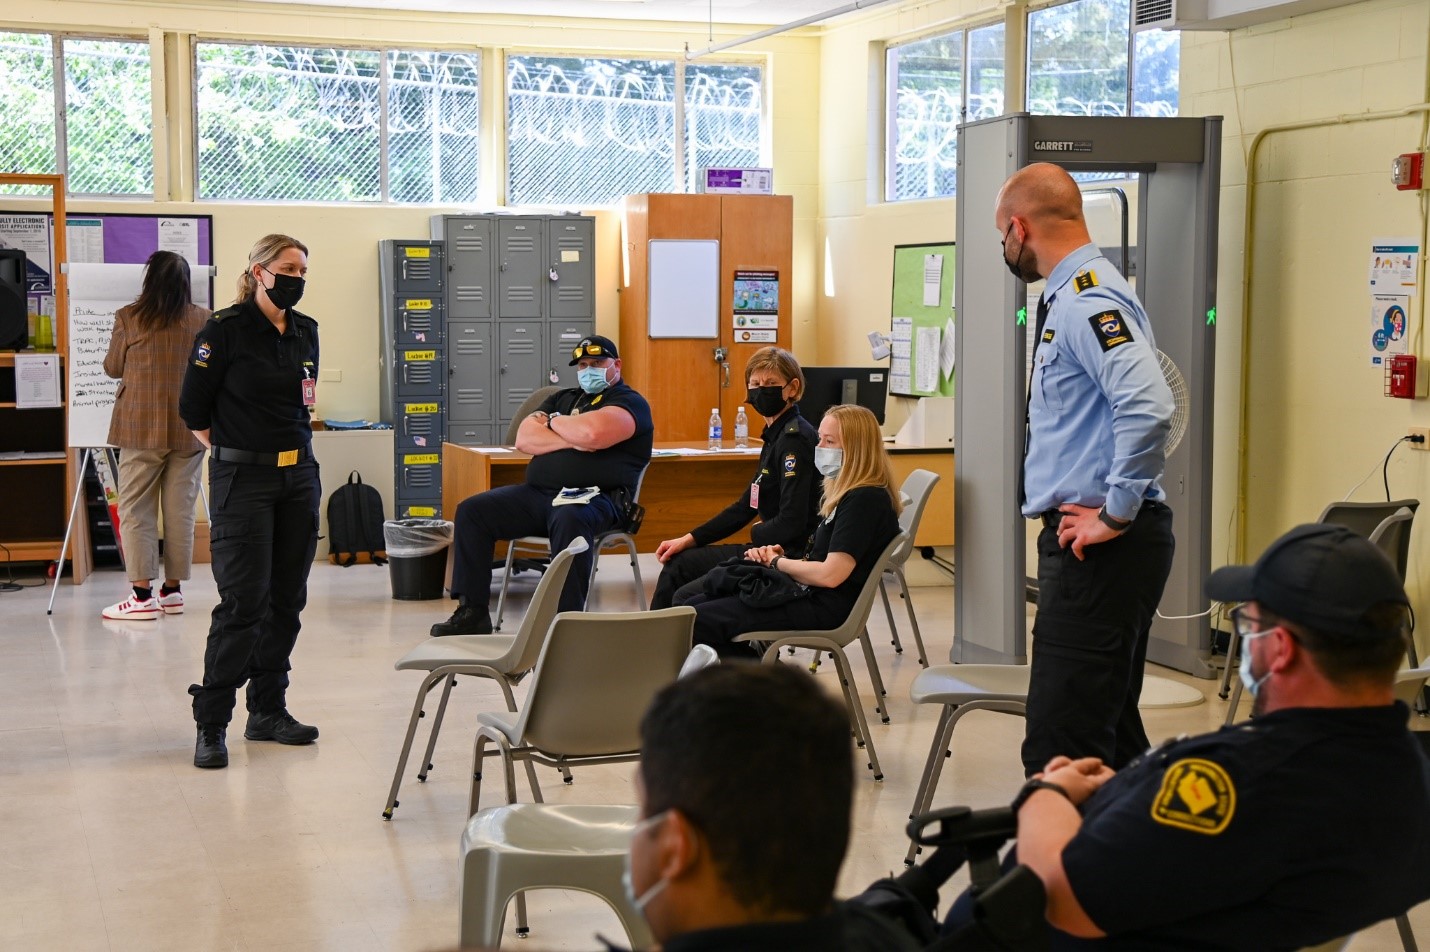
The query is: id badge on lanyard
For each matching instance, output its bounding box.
[749,479,760,509]
[301,369,316,406]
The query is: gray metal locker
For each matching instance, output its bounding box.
[389,243,443,296]
[441,217,494,319]
[497,219,543,319]
[395,451,442,499]
[498,322,543,420]
[393,348,444,400]
[448,322,493,424]
[396,401,444,452]
[546,217,595,319]
[392,298,444,347]
[547,321,593,390]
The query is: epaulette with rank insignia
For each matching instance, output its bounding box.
[211,305,242,322]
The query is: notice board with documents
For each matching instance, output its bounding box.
[890,241,955,398]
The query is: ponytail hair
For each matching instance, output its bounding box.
[236,234,309,303]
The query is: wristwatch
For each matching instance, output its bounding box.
[770,556,783,571]
[546,412,560,430]
[1010,778,1072,813]
[1097,506,1133,533]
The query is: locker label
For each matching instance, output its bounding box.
[404,453,440,465]
[404,247,432,258]
[561,250,580,263]
[405,403,439,414]
[406,506,437,517]
[405,351,437,361]
[405,299,433,310]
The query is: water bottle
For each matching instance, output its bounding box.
[707,408,723,451]
[734,406,749,449]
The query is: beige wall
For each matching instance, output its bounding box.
[5,0,820,420]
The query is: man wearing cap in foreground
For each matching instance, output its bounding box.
[432,335,653,635]
[949,523,1430,949]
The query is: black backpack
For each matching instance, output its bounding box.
[327,470,387,567]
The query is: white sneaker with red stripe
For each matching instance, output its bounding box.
[101,596,160,620]
[157,591,184,615]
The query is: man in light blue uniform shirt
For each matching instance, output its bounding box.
[996,163,1176,777]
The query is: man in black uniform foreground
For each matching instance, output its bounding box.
[621,663,921,951]
[947,523,1430,950]
[431,335,654,635]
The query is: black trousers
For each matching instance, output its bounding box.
[650,543,749,610]
[190,457,320,727]
[450,483,620,615]
[683,590,849,660]
[1022,501,1175,776]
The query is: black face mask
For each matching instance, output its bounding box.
[260,265,306,310]
[747,385,788,418]
[1001,221,1039,283]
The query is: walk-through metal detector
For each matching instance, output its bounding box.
[953,114,1222,677]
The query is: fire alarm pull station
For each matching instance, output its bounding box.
[1387,354,1419,398]
[1392,152,1425,191]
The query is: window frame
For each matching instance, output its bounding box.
[1024,0,1179,119]
[190,37,484,206]
[0,29,156,199]
[502,49,767,208]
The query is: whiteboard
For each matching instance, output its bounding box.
[648,239,719,338]
[66,262,213,448]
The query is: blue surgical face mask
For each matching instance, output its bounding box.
[1238,630,1272,698]
[621,811,670,921]
[815,446,843,478]
[578,365,610,394]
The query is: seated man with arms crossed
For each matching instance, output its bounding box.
[951,523,1430,950]
[623,663,922,951]
[431,335,653,635]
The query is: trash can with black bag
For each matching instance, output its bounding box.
[383,518,453,601]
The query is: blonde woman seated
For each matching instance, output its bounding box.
[681,404,903,659]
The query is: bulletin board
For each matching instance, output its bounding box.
[890,241,955,397]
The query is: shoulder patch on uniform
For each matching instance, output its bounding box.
[192,341,213,367]
[1089,309,1134,352]
[783,452,797,477]
[1041,328,1055,344]
[1150,758,1236,835]
[1073,270,1099,293]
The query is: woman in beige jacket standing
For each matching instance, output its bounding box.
[101,251,210,620]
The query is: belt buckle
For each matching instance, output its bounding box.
[277,449,298,467]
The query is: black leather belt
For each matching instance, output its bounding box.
[1039,510,1064,530]
[211,445,312,467]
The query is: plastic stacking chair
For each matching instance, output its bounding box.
[469,606,696,814]
[881,469,941,667]
[381,538,586,821]
[1223,505,1421,723]
[902,663,1031,865]
[732,532,909,783]
[494,463,651,630]
[459,802,652,949]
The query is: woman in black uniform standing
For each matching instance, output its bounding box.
[179,234,321,769]
[650,347,821,609]
[683,404,902,659]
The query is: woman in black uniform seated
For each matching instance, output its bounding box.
[684,404,902,659]
[650,346,821,609]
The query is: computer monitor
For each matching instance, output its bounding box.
[798,366,888,427]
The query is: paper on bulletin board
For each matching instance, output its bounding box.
[1369,294,1411,366]
[14,352,61,408]
[0,213,53,292]
[158,218,200,264]
[940,316,956,381]
[923,254,943,307]
[915,326,941,393]
[66,219,105,264]
[735,328,777,344]
[1369,238,1419,293]
[890,317,913,394]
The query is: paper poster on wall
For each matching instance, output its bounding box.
[1369,238,1420,293]
[733,270,779,315]
[735,329,777,344]
[66,219,105,264]
[890,317,913,394]
[1369,294,1411,367]
[14,352,61,408]
[733,313,777,329]
[158,218,199,263]
[0,213,53,291]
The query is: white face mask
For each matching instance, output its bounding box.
[621,811,670,920]
[815,447,843,478]
[1238,630,1271,698]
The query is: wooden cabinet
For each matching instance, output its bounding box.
[618,194,793,442]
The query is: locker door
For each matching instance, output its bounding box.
[498,322,543,422]
[448,321,493,423]
[394,349,444,399]
[547,321,593,391]
[393,298,444,347]
[547,217,594,318]
[497,219,543,318]
[397,403,444,452]
[393,242,443,296]
[446,217,493,319]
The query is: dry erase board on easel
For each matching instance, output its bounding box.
[890,241,955,398]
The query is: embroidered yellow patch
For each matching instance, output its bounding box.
[1150,758,1236,835]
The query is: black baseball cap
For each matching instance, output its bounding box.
[569,335,619,365]
[1205,523,1409,640]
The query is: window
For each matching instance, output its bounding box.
[195,42,480,203]
[0,32,153,196]
[506,54,765,206]
[885,23,1005,202]
[1027,0,1179,118]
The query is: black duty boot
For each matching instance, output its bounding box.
[430,602,493,637]
[194,724,228,768]
[244,709,319,745]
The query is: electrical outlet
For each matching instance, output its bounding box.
[1410,427,1430,449]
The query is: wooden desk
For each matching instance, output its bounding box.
[442,441,955,551]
